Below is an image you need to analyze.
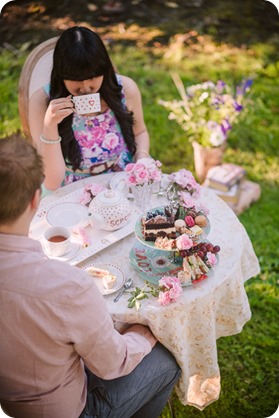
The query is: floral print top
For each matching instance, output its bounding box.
[43,75,133,186]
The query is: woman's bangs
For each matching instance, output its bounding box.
[61,54,106,81]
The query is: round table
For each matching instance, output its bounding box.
[32,173,260,410]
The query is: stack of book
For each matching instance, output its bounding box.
[203,163,261,214]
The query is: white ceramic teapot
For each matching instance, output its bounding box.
[88,189,131,231]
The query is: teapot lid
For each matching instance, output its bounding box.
[95,189,124,206]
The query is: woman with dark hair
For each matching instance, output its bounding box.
[29,26,150,191]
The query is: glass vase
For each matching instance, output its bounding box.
[131,182,153,213]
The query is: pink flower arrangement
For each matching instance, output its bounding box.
[158,276,183,306]
[80,183,106,206]
[168,168,201,198]
[125,158,162,186]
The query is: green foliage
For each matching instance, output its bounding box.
[0,50,25,137]
[0,15,278,418]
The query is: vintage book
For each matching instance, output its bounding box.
[229,180,261,215]
[203,180,242,204]
[206,164,246,192]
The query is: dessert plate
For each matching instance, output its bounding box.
[43,242,80,262]
[129,241,217,287]
[134,206,210,251]
[46,202,89,229]
[129,242,185,286]
[82,262,126,296]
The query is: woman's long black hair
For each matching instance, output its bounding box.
[49,26,136,170]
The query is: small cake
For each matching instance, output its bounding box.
[86,266,117,290]
[195,215,207,227]
[154,236,176,250]
[177,269,192,285]
[174,219,186,233]
[87,266,110,277]
[102,274,117,289]
[189,225,203,236]
[143,208,176,241]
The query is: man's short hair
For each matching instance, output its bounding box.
[0,136,44,223]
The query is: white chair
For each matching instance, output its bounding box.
[18,37,59,140]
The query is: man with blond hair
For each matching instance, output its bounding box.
[0,136,180,418]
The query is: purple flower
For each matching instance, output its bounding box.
[234,101,243,112]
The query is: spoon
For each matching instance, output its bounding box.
[113,278,133,302]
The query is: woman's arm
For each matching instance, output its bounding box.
[121,75,150,161]
[29,88,74,190]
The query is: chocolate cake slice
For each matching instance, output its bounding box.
[142,208,176,241]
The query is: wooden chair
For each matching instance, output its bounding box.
[18,37,59,140]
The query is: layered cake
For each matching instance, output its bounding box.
[142,208,176,242]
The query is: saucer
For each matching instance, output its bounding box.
[46,202,89,229]
[43,242,80,261]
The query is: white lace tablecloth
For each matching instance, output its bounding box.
[33,173,260,410]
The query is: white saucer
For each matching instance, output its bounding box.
[46,202,89,228]
[43,242,80,261]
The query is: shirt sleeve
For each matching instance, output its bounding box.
[65,270,152,380]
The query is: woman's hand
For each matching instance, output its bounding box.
[44,95,74,127]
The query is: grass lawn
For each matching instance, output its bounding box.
[0,1,278,417]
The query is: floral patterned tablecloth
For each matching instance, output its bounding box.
[35,173,260,410]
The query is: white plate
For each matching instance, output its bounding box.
[43,242,80,262]
[46,202,89,228]
[82,262,126,295]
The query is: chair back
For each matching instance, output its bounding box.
[18,37,59,140]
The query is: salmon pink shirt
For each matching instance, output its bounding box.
[0,233,151,418]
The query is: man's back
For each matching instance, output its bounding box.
[0,233,89,418]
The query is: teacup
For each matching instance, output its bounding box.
[43,226,71,257]
[72,93,101,114]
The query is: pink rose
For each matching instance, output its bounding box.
[158,276,183,305]
[79,193,91,206]
[125,163,135,174]
[176,234,193,250]
[179,193,196,209]
[206,252,217,266]
[90,183,106,196]
[158,291,171,306]
[127,174,137,185]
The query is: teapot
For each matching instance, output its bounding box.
[88,189,131,231]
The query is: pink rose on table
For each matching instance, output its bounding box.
[176,234,193,250]
[102,133,119,150]
[79,183,106,205]
[158,276,183,305]
[206,252,217,266]
[80,193,91,206]
[88,183,106,196]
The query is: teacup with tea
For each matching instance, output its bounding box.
[43,226,71,257]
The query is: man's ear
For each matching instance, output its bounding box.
[30,188,41,211]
